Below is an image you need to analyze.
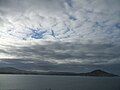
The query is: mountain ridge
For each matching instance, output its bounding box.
[0,67,118,77]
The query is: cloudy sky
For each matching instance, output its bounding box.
[0,0,120,74]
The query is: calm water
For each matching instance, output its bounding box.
[0,75,120,90]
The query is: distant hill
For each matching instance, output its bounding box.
[0,67,118,77]
[0,67,36,74]
[79,69,118,77]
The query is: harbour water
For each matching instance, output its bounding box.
[0,75,120,90]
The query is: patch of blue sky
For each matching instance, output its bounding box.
[28,27,47,39]
[107,23,120,31]
[69,15,77,21]
[51,30,56,37]
[63,27,71,34]
[65,0,73,8]
[115,23,120,29]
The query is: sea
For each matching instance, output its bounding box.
[0,75,120,90]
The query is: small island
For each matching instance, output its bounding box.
[0,67,118,77]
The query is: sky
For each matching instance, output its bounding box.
[0,0,120,75]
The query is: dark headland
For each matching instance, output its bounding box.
[0,67,118,77]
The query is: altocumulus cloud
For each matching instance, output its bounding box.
[0,0,120,42]
[0,0,120,74]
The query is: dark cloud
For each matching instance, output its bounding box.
[1,42,120,65]
[0,58,120,75]
[18,43,120,61]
